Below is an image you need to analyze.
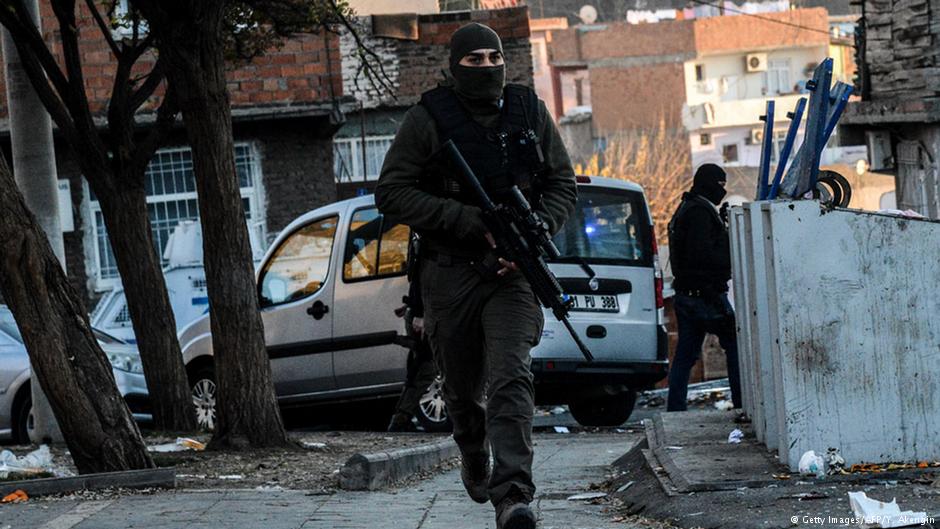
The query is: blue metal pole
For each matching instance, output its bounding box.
[757,100,775,200]
[767,97,806,200]
[780,58,833,198]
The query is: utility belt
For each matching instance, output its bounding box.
[422,248,478,266]
[422,248,506,281]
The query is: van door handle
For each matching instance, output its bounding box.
[306,301,329,320]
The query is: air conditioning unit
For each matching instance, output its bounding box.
[746,128,764,145]
[745,53,768,73]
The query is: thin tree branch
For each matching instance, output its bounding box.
[127,57,164,113]
[132,86,177,176]
[326,0,396,97]
[50,0,108,157]
[0,0,72,96]
[84,0,121,59]
[6,36,82,152]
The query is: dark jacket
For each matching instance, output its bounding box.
[668,192,731,294]
[374,89,576,258]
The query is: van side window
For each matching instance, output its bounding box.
[343,207,409,281]
[258,216,338,307]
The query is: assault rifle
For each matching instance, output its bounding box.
[441,140,595,362]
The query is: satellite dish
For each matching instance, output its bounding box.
[578,5,598,24]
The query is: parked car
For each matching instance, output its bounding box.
[178,175,668,430]
[0,306,150,443]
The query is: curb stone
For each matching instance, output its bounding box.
[0,468,176,498]
[339,438,459,491]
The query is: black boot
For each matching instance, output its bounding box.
[387,413,417,432]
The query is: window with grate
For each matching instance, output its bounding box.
[89,144,264,286]
[333,136,395,183]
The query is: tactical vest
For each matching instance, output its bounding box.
[419,84,547,207]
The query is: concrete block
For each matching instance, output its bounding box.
[0,468,176,498]
[732,201,940,470]
[339,438,459,491]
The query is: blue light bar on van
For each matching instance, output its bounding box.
[585,225,596,235]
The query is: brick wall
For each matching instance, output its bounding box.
[550,9,828,65]
[693,8,830,54]
[342,7,533,109]
[590,63,687,132]
[0,1,342,119]
[249,121,337,238]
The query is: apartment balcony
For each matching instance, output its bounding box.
[682,94,807,131]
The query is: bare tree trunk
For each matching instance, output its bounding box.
[0,0,197,434]
[1,0,63,443]
[0,154,154,473]
[133,0,289,449]
[95,180,196,432]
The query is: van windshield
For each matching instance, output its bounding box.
[549,186,652,266]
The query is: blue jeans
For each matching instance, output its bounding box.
[667,292,742,412]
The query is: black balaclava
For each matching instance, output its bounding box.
[449,23,505,110]
[691,164,728,205]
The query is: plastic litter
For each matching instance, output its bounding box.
[567,492,607,501]
[1,490,28,503]
[616,481,635,493]
[553,426,570,433]
[878,209,927,220]
[826,447,846,475]
[550,406,567,415]
[728,429,744,444]
[714,400,734,411]
[0,445,58,479]
[847,491,928,528]
[798,450,826,477]
[148,437,206,453]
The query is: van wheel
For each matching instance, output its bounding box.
[415,376,452,433]
[12,390,32,444]
[188,365,217,432]
[569,390,637,427]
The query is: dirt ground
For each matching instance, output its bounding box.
[3,431,448,496]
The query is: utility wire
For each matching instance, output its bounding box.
[686,0,834,36]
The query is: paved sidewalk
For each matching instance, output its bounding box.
[1,434,638,529]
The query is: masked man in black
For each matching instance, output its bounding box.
[375,23,576,529]
[667,164,742,412]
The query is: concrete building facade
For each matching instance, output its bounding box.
[544,8,890,205]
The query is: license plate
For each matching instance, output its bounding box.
[568,294,619,313]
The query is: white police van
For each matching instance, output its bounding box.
[178,175,668,430]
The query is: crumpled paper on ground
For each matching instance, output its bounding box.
[0,445,60,479]
[148,437,206,453]
[848,491,928,528]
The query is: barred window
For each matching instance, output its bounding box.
[89,144,265,286]
[333,136,395,183]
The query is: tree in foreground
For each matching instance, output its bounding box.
[129,0,372,448]
[0,153,154,474]
[0,0,196,432]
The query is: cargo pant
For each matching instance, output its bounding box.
[420,256,544,505]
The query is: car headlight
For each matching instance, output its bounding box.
[107,350,144,374]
